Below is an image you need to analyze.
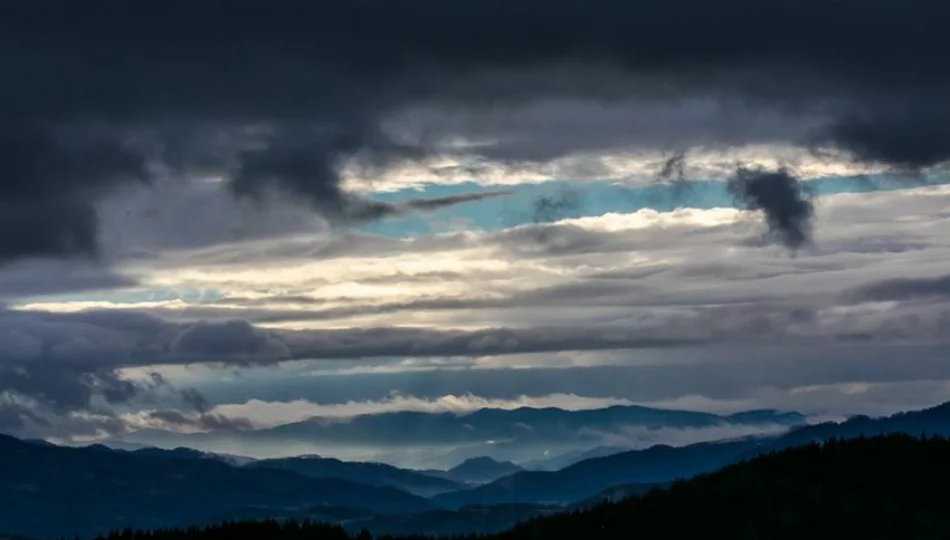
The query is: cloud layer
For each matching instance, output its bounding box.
[3,182,950,440]
[2,0,950,262]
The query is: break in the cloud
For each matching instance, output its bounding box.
[3,0,950,262]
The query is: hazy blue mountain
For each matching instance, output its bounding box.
[11,401,950,538]
[519,445,631,471]
[105,405,808,469]
[244,405,807,446]
[724,409,807,425]
[422,456,524,484]
[246,455,462,496]
[431,439,760,508]
[0,434,433,539]
[124,446,257,466]
[434,401,950,509]
[764,401,950,451]
[88,435,950,540]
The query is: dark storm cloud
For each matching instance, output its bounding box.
[228,126,422,221]
[1,0,949,262]
[170,320,291,362]
[0,126,147,262]
[727,166,815,251]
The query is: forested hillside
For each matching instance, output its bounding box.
[89,434,950,540]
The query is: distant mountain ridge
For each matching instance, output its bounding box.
[246,455,462,496]
[128,446,257,466]
[520,445,631,471]
[432,439,756,508]
[0,434,433,539]
[85,435,950,540]
[421,456,524,484]
[251,405,808,445]
[6,401,950,538]
[431,401,950,508]
[123,404,809,468]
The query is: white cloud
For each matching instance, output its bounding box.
[11,184,950,355]
[641,379,950,418]
[205,392,636,428]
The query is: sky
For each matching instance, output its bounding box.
[2,0,950,462]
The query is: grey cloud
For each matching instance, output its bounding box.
[0,310,289,422]
[0,260,137,300]
[815,235,931,256]
[95,178,329,254]
[2,0,950,262]
[846,274,950,303]
[146,409,253,432]
[0,399,51,433]
[179,388,213,414]
[170,320,290,363]
[177,346,950,413]
[228,126,420,222]
[416,99,826,163]
[0,300,864,377]
[0,366,134,413]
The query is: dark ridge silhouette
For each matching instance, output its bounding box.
[0,433,432,540]
[246,456,462,496]
[430,400,950,508]
[9,401,950,539]
[420,457,524,485]
[85,435,950,540]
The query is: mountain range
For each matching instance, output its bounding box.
[114,404,807,468]
[0,435,433,539]
[245,455,462,496]
[6,401,950,539]
[239,405,807,445]
[432,401,950,508]
[519,445,632,471]
[421,457,524,484]
[86,434,950,540]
